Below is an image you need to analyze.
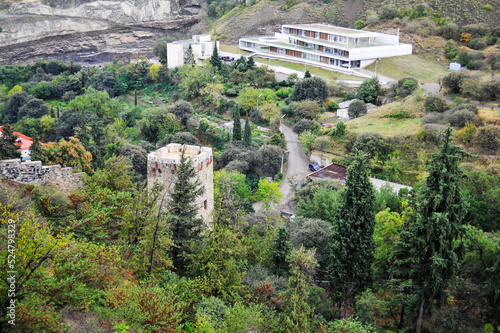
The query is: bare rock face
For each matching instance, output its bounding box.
[0,0,205,64]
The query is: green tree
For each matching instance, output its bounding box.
[246,56,255,70]
[348,100,368,119]
[68,87,121,118]
[243,115,252,147]
[291,77,328,102]
[281,246,317,332]
[330,152,377,319]
[0,125,20,159]
[153,38,168,65]
[271,226,292,276]
[232,108,242,141]
[167,149,206,272]
[391,127,467,333]
[304,69,312,78]
[298,130,317,153]
[210,44,222,71]
[253,177,283,209]
[485,247,500,325]
[185,43,195,67]
[357,77,381,103]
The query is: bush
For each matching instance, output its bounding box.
[348,100,367,119]
[446,109,477,128]
[442,71,472,94]
[314,136,331,151]
[421,112,444,125]
[354,132,390,159]
[459,103,479,114]
[475,125,500,152]
[387,77,419,99]
[356,77,381,103]
[456,122,477,144]
[422,124,448,143]
[292,119,320,135]
[424,95,450,113]
[343,132,358,153]
[291,100,321,120]
[380,4,398,21]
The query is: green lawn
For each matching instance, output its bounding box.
[365,54,451,84]
[348,91,426,137]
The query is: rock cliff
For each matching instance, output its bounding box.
[0,0,206,64]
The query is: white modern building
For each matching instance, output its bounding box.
[167,34,219,68]
[239,24,412,74]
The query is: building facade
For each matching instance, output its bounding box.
[147,143,214,223]
[167,34,219,68]
[239,24,412,73]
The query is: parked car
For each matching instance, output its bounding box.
[309,162,321,172]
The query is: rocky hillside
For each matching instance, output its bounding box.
[0,0,499,64]
[0,0,207,63]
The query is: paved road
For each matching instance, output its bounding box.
[278,123,311,214]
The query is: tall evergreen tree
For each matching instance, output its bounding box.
[0,126,20,159]
[185,44,195,67]
[246,56,255,70]
[243,116,252,147]
[271,226,292,276]
[29,136,44,162]
[232,108,242,141]
[329,152,376,319]
[167,148,205,272]
[210,44,222,71]
[281,246,317,333]
[304,69,312,78]
[391,127,467,333]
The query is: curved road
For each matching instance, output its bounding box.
[278,123,311,214]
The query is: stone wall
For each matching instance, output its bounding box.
[148,143,214,224]
[0,159,85,194]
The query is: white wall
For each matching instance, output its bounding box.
[167,43,184,68]
[348,44,412,61]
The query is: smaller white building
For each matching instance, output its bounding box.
[167,34,219,68]
[449,62,462,71]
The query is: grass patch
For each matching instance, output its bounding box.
[365,54,450,83]
[348,90,426,137]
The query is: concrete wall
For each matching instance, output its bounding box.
[147,143,214,224]
[0,159,85,194]
[167,43,184,68]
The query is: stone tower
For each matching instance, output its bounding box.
[147,143,214,222]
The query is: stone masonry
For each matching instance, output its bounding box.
[0,159,85,194]
[147,143,214,223]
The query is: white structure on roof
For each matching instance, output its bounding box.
[239,24,412,74]
[167,34,219,68]
[147,143,214,223]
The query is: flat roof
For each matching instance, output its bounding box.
[307,163,347,180]
[283,24,381,38]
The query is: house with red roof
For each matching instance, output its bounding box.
[0,126,46,161]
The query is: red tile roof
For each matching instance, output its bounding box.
[0,126,46,151]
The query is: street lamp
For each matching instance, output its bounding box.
[281,150,289,174]
[374,58,380,76]
[257,93,263,112]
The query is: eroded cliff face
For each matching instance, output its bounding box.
[0,0,206,64]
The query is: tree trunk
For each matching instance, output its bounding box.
[416,298,425,333]
[343,300,348,319]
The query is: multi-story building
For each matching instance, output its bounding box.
[239,24,412,73]
[167,34,219,68]
[147,143,214,223]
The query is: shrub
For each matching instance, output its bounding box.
[292,119,320,135]
[424,95,450,113]
[314,136,331,151]
[348,100,367,119]
[475,125,500,152]
[421,112,444,125]
[356,77,381,103]
[422,124,448,143]
[291,100,321,120]
[446,109,477,128]
[387,77,419,99]
[459,103,479,114]
[291,77,328,102]
[354,132,390,159]
[442,71,472,94]
[456,122,477,144]
[380,4,398,21]
[299,130,317,153]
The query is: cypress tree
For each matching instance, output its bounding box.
[329,152,376,319]
[232,108,242,141]
[243,116,252,147]
[29,136,44,162]
[281,247,317,333]
[246,56,255,70]
[210,44,222,71]
[0,126,20,159]
[185,43,195,67]
[271,226,292,276]
[304,69,312,78]
[167,148,205,271]
[391,127,467,333]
